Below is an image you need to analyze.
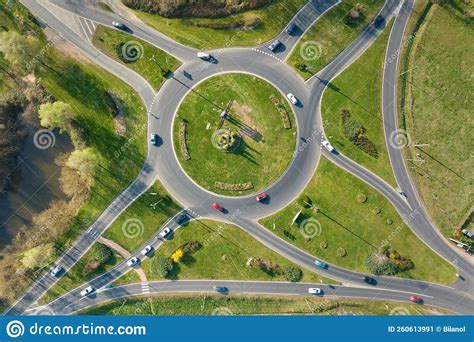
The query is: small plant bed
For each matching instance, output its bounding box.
[269,95,291,129]
[173,73,296,196]
[259,157,456,284]
[92,25,181,89]
[140,219,333,284]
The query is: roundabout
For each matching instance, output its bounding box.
[172,73,297,196]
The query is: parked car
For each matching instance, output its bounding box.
[80,286,94,296]
[141,245,153,256]
[212,203,225,212]
[268,39,281,52]
[197,52,212,60]
[127,257,140,267]
[150,134,159,146]
[308,287,322,295]
[286,23,296,34]
[50,265,63,277]
[159,227,172,238]
[462,229,473,239]
[255,193,268,202]
[213,286,228,293]
[409,295,421,303]
[314,260,327,269]
[322,139,335,152]
[112,21,127,30]
[286,93,298,105]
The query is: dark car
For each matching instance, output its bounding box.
[112,21,127,30]
[374,15,385,28]
[174,213,188,225]
[364,276,377,285]
[286,23,296,34]
[213,286,228,293]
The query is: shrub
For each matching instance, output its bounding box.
[357,194,367,203]
[341,109,378,158]
[171,249,184,263]
[320,241,328,249]
[365,254,398,276]
[92,243,113,265]
[373,207,381,214]
[255,258,281,276]
[386,218,393,225]
[284,266,302,282]
[152,255,173,277]
[337,247,347,257]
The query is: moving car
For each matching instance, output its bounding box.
[127,257,140,267]
[374,15,385,28]
[197,52,212,60]
[150,134,159,146]
[255,193,268,202]
[286,23,296,34]
[314,260,327,269]
[268,39,281,52]
[212,203,225,212]
[364,276,376,285]
[80,286,94,297]
[141,245,153,256]
[409,295,421,303]
[213,286,228,293]
[50,265,63,277]
[159,227,172,238]
[112,21,127,30]
[286,93,298,105]
[174,213,188,225]
[322,139,335,152]
[308,287,322,295]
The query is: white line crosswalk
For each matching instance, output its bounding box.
[251,48,285,64]
[141,283,150,294]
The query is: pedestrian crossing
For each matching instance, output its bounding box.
[87,227,100,239]
[251,48,285,64]
[73,16,96,42]
[141,283,150,294]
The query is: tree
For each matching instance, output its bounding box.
[92,243,113,265]
[152,255,173,277]
[171,248,184,263]
[283,266,302,282]
[38,101,76,132]
[66,148,98,182]
[20,243,55,269]
[0,31,40,74]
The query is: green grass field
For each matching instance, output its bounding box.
[321,20,396,186]
[173,73,296,195]
[103,181,182,251]
[80,294,450,315]
[399,0,473,238]
[288,0,385,78]
[260,157,456,284]
[140,219,333,284]
[92,25,181,89]
[132,0,306,49]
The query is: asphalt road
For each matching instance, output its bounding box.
[5,0,472,315]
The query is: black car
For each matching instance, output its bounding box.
[286,23,296,34]
[364,276,377,285]
[373,15,385,28]
[112,21,127,30]
[174,213,188,225]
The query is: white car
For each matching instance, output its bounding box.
[197,52,211,60]
[286,93,298,105]
[462,229,473,239]
[308,287,322,295]
[159,227,172,239]
[141,245,153,256]
[150,134,158,146]
[322,139,335,152]
[80,286,94,296]
[50,265,63,277]
[127,257,140,267]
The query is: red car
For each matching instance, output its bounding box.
[212,203,224,212]
[409,295,421,303]
[256,193,268,202]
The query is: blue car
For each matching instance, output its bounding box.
[314,260,327,269]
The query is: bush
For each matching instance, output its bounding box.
[341,109,378,158]
[386,218,393,225]
[320,241,328,249]
[373,207,381,214]
[284,266,302,282]
[365,254,398,276]
[92,243,113,265]
[357,194,367,203]
[337,247,347,257]
[152,255,173,278]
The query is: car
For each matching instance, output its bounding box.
[112,21,126,30]
[197,52,212,60]
[213,286,228,293]
[141,245,153,256]
[159,227,172,238]
[50,265,63,277]
[409,295,421,303]
[255,193,268,202]
[212,202,225,212]
[80,286,94,297]
[364,276,376,285]
[150,134,158,146]
[268,39,281,52]
[286,23,296,34]
[374,15,385,28]
[286,93,298,105]
[322,139,335,152]
[308,287,322,295]
[462,229,473,239]
[127,257,140,267]
[174,213,188,225]
[314,260,327,269]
